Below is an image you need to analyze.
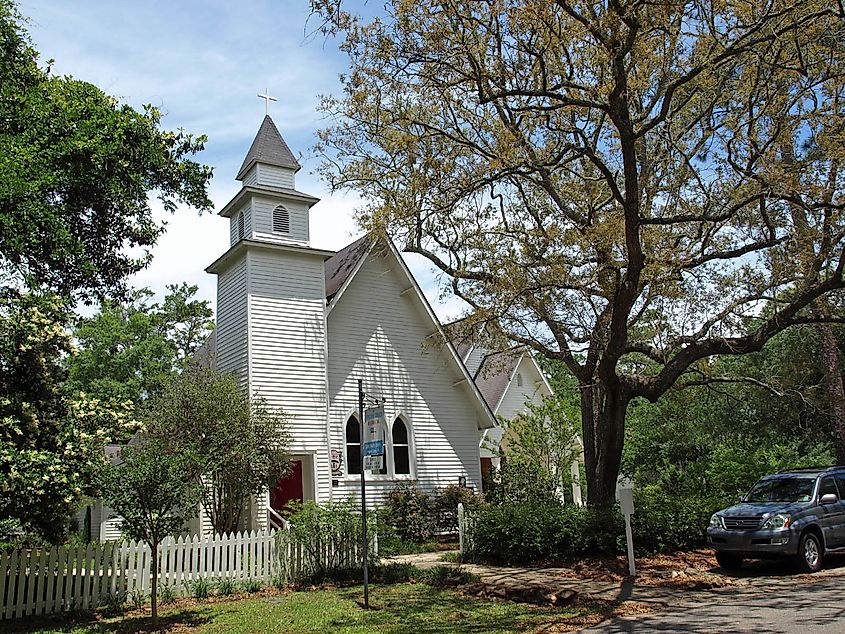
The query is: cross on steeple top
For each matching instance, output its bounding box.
[257,89,277,115]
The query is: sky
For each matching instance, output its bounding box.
[18,0,465,321]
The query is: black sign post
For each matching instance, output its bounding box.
[358,378,369,609]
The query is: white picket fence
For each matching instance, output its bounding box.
[0,527,369,621]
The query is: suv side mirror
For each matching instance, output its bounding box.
[820,493,838,505]
[738,494,746,503]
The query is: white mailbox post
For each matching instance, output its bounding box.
[616,477,636,576]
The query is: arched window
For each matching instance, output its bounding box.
[392,418,410,475]
[345,416,361,475]
[273,204,290,233]
[516,372,523,387]
[237,211,245,240]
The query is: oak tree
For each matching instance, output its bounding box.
[313,0,845,505]
[0,0,212,302]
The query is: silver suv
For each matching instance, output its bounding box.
[707,466,845,573]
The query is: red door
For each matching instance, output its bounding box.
[270,460,303,514]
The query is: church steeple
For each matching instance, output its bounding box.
[217,116,319,248]
[236,115,301,180]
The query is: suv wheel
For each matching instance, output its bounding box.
[715,551,743,570]
[795,531,824,573]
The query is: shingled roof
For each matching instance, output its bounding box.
[324,235,372,302]
[236,115,301,179]
[473,348,524,412]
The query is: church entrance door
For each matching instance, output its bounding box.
[271,459,303,514]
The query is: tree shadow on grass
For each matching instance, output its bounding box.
[2,607,214,633]
[336,584,600,634]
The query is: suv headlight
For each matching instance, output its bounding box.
[760,513,792,530]
[709,514,724,529]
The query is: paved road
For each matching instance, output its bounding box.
[579,575,845,633]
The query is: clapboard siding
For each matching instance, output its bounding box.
[242,165,259,186]
[247,249,331,505]
[216,257,248,385]
[464,347,486,376]
[257,164,295,189]
[327,251,483,506]
[496,355,550,420]
[251,196,309,244]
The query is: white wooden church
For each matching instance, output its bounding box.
[81,115,574,540]
[194,115,508,531]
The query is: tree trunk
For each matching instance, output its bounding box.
[815,320,845,464]
[580,379,630,507]
[151,541,159,628]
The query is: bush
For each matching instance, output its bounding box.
[190,577,211,600]
[630,486,714,553]
[483,461,559,506]
[465,502,622,565]
[282,499,377,581]
[421,565,479,588]
[432,485,482,534]
[216,577,237,596]
[381,481,437,543]
[242,579,263,593]
[158,582,176,604]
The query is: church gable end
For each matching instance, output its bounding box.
[325,243,490,501]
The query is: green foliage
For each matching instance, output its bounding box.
[145,366,291,535]
[466,502,621,565]
[483,460,559,507]
[216,577,237,596]
[100,440,202,626]
[100,442,201,547]
[158,581,176,605]
[369,562,422,584]
[0,293,134,542]
[0,0,212,301]
[283,499,377,582]
[241,579,263,593]
[421,565,479,588]
[504,388,581,498]
[66,284,213,407]
[380,481,437,544]
[128,589,145,611]
[433,484,481,534]
[190,577,211,600]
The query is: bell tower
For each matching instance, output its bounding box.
[207,115,335,524]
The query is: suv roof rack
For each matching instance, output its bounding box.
[777,466,842,474]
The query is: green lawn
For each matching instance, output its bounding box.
[5,583,602,633]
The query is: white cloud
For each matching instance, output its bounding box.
[18,0,462,322]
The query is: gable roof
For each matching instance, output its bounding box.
[325,234,497,430]
[473,348,524,413]
[236,115,301,179]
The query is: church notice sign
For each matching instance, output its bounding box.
[365,405,386,443]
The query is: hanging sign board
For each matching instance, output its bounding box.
[365,405,386,443]
[364,455,384,471]
[364,439,384,457]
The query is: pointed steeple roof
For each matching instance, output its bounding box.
[236,115,301,179]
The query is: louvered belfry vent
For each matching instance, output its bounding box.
[273,204,290,233]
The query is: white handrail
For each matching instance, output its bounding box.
[268,507,289,531]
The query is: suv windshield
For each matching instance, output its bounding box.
[746,476,815,503]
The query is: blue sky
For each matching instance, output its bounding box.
[18,0,463,320]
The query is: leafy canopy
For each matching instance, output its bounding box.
[66,283,214,407]
[0,293,135,542]
[145,366,291,535]
[313,0,845,503]
[0,0,212,301]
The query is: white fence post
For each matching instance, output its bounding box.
[457,503,465,554]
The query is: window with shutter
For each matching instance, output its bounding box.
[273,204,290,233]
